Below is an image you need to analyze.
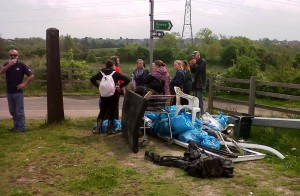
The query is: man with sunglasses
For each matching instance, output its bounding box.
[0,49,34,132]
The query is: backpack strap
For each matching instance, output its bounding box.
[101,71,116,76]
[108,71,116,76]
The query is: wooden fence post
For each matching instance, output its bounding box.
[46,28,65,123]
[248,76,256,116]
[68,66,73,86]
[208,74,214,110]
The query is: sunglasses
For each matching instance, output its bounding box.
[10,54,18,57]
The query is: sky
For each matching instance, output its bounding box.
[0,0,299,41]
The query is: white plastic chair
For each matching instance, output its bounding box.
[174,87,200,124]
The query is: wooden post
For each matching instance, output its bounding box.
[248,76,256,116]
[46,28,65,123]
[208,74,214,110]
[68,66,72,86]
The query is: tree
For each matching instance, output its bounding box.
[62,34,74,52]
[135,46,149,61]
[206,42,221,62]
[223,47,260,79]
[0,37,6,58]
[292,52,300,69]
[195,28,218,45]
[155,32,181,51]
[220,45,238,66]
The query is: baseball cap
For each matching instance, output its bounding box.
[192,51,199,56]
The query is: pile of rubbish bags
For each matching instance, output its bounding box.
[92,105,231,151]
[145,105,229,150]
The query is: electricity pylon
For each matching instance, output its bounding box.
[182,0,193,43]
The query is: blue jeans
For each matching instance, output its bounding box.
[7,92,26,131]
[196,89,205,115]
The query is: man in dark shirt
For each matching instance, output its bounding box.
[190,51,206,115]
[0,49,34,132]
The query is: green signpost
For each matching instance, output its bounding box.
[153,20,173,31]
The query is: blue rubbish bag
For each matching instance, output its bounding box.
[92,119,122,133]
[201,135,221,150]
[214,112,229,128]
[170,113,195,135]
[178,128,208,144]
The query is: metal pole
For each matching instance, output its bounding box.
[149,0,154,73]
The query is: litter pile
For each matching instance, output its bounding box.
[145,141,234,178]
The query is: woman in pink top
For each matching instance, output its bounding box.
[152,60,171,95]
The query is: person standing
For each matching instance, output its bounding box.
[111,56,124,94]
[152,60,171,95]
[90,60,130,135]
[132,59,150,89]
[170,60,185,105]
[182,60,193,105]
[111,56,123,120]
[190,51,206,115]
[0,49,34,132]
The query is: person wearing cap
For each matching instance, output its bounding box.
[190,51,206,115]
[0,49,34,132]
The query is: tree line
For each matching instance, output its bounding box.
[1,28,300,85]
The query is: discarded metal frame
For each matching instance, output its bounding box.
[156,135,267,163]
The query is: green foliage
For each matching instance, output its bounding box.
[223,47,260,79]
[154,32,181,52]
[61,34,74,52]
[1,29,300,86]
[195,27,219,45]
[116,43,149,62]
[0,38,7,58]
[86,53,96,63]
[60,49,94,81]
[153,48,175,63]
[135,46,149,61]
[292,52,300,68]
[264,53,296,83]
[220,45,237,66]
[205,42,221,61]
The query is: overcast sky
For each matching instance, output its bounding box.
[0,0,299,41]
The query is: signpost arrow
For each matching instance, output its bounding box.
[154,20,173,31]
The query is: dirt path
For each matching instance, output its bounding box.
[0,95,290,119]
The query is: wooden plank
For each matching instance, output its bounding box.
[256,91,300,100]
[257,81,300,89]
[215,86,249,94]
[216,77,249,84]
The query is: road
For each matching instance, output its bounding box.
[0,95,287,120]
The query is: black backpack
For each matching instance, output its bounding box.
[143,74,165,94]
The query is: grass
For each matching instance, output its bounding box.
[0,117,299,195]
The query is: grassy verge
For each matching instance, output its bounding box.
[0,118,299,195]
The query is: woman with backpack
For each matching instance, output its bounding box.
[90,60,130,135]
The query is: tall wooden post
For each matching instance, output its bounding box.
[248,76,256,116]
[208,74,214,110]
[46,28,65,123]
